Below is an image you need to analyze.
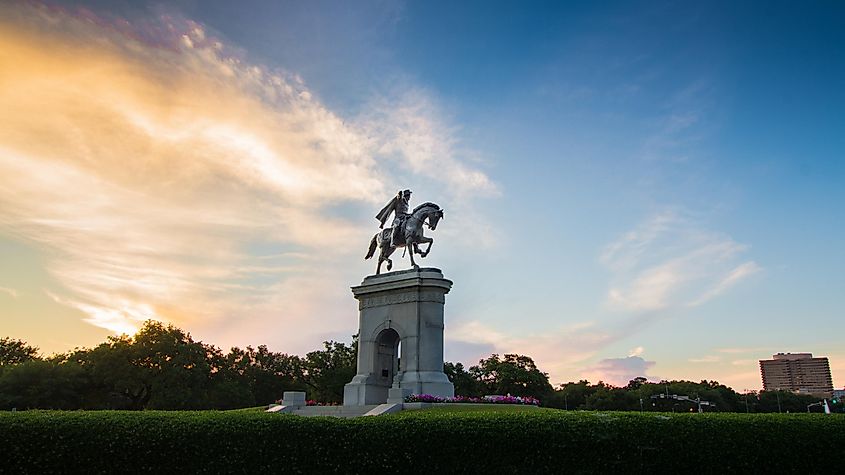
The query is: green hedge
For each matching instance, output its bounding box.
[1,409,842,473]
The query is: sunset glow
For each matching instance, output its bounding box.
[2,1,843,391]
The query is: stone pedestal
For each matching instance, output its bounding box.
[387,387,412,404]
[282,391,306,407]
[343,268,455,406]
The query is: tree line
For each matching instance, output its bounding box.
[0,321,354,410]
[448,358,841,413]
[1,321,840,412]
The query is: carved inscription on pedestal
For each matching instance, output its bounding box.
[358,290,445,309]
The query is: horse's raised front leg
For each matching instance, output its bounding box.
[417,236,433,258]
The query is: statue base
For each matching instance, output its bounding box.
[343,268,455,406]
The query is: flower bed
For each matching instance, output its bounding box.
[405,394,540,406]
[305,400,339,406]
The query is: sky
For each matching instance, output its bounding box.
[1,0,843,391]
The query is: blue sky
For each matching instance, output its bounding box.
[1,0,843,389]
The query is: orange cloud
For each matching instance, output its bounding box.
[0,3,493,349]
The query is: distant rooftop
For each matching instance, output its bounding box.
[772,353,814,360]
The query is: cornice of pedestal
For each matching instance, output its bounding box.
[351,267,452,297]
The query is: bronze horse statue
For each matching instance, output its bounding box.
[365,202,444,274]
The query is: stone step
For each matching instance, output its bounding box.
[291,405,380,418]
[362,403,402,416]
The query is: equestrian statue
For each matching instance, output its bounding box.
[365,189,444,274]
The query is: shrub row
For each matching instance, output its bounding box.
[1,409,842,473]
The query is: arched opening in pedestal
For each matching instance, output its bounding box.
[374,328,401,387]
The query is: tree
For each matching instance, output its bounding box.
[57,320,219,410]
[548,380,598,410]
[758,390,817,413]
[214,345,305,407]
[444,361,483,397]
[470,354,553,399]
[301,340,357,403]
[0,337,39,366]
[625,377,648,391]
[243,345,299,404]
[0,359,88,410]
[586,385,640,411]
[131,320,218,409]
[1,322,366,409]
[61,335,153,409]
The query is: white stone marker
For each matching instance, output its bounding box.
[343,267,455,405]
[282,391,306,407]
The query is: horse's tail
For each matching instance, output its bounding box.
[364,233,378,260]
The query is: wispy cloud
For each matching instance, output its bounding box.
[640,79,712,163]
[446,319,618,384]
[0,3,494,348]
[0,286,19,299]
[688,355,720,363]
[600,212,677,273]
[445,210,760,384]
[689,347,769,366]
[731,359,756,367]
[689,261,761,307]
[358,87,499,197]
[582,354,658,387]
[717,347,768,355]
[601,211,759,312]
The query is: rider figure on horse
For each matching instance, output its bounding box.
[366,190,443,274]
[375,189,412,248]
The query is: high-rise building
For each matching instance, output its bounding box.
[759,353,834,397]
